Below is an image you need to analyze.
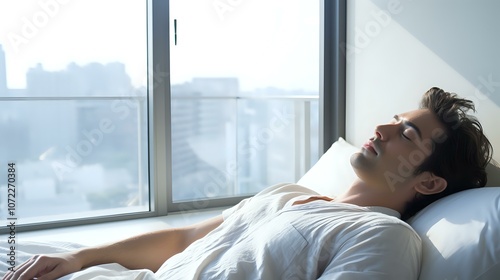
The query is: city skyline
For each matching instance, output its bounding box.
[0,43,318,98]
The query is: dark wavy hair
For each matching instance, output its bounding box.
[402,87,493,220]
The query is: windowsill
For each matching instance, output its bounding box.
[9,208,225,247]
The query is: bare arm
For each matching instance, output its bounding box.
[3,215,223,280]
[81,215,223,271]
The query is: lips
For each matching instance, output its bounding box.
[362,140,379,155]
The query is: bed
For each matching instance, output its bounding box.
[1,137,500,279]
[0,241,156,279]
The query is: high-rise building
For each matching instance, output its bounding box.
[0,44,31,161]
[170,78,240,200]
[24,62,137,166]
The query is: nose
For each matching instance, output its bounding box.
[375,123,397,141]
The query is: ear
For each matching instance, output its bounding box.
[414,172,447,195]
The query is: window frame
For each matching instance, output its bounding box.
[320,0,347,153]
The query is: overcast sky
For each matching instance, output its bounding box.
[0,0,318,92]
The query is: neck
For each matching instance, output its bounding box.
[333,178,411,215]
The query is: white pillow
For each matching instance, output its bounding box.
[297,137,358,196]
[408,187,500,279]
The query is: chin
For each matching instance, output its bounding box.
[350,153,369,178]
[349,151,361,166]
[350,152,385,187]
[350,152,372,171]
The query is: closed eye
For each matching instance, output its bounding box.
[402,132,411,141]
[401,128,415,141]
[394,114,422,141]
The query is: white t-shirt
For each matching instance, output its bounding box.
[155,183,422,280]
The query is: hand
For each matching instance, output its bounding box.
[2,252,83,280]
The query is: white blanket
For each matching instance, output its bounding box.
[0,241,157,279]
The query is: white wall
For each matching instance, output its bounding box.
[346,0,500,163]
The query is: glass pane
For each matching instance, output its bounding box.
[171,96,237,201]
[0,0,148,224]
[237,99,319,195]
[170,0,319,201]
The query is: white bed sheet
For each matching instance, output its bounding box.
[0,240,157,280]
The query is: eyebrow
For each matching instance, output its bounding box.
[394,115,422,140]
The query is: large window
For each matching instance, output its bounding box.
[169,0,320,204]
[0,0,149,226]
[0,0,344,232]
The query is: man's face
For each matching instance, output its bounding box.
[350,109,446,192]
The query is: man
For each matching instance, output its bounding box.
[4,87,493,280]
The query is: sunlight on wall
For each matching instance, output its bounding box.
[346,0,500,163]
